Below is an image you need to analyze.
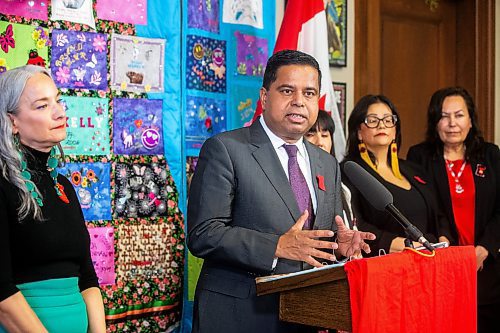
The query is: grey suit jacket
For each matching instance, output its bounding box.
[187,119,342,333]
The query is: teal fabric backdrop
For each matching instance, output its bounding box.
[136,0,184,213]
[139,1,276,331]
[181,2,275,332]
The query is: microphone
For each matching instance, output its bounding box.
[343,161,435,252]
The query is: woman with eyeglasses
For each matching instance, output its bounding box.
[407,87,499,333]
[340,94,452,255]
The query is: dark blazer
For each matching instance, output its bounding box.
[340,156,452,255]
[187,119,343,333]
[407,142,500,305]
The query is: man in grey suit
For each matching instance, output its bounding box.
[187,50,375,333]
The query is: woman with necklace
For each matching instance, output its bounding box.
[408,86,500,333]
[341,95,452,256]
[0,65,105,332]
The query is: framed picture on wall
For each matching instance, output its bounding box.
[326,0,347,67]
[332,82,346,132]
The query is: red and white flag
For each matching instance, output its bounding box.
[250,0,346,159]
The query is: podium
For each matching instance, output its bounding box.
[256,263,350,330]
[256,246,477,333]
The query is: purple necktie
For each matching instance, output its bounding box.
[284,144,313,229]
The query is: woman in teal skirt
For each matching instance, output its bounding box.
[0,65,106,332]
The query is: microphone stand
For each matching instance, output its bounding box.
[385,204,435,252]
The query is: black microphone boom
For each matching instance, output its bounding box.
[343,161,435,251]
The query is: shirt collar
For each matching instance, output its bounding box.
[259,116,307,156]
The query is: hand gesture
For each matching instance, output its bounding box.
[275,211,338,267]
[335,215,376,257]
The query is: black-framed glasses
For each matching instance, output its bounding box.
[363,115,398,128]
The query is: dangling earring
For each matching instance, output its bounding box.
[13,133,19,147]
[390,140,403,180]
[358,141,377,172]
[48,146,69,204]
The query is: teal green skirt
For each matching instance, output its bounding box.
[0,277,88,333]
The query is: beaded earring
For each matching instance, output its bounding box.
[358,141,378,172]
[390,140,403,180]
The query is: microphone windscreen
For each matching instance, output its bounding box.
[343,161,394,211]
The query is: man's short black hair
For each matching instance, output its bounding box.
[262,50,322,91]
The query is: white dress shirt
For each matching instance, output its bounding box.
[259,116,317,213]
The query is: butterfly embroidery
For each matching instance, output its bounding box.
[0,24,15,53]
[73,67,86,81]
[133,165,146,176]
[86,53,97,68]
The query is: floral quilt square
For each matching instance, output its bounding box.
[51,29,108,90]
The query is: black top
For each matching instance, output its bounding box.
[384,181,428,236]
[0,146,98,302]
[341,157,451,256]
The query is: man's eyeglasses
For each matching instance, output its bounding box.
[363,115,398,128]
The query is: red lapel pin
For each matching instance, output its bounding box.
[475,164,486,177]
[413,175,427,184]
[317,174,326,191]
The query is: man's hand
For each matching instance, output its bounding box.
[335,216,376,257]
[275,211,338,268]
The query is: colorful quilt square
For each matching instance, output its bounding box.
[234,31,268,77]
[110,34,165,93]
[185,95,226,155]
[88,226,115,285]
[186,35,226,93]
[60,96,110,156]
[0,22,48,73]
[187,0,219,33]
[51,29,108,90]
[114,162,172,218]
[58,162,112,221]
[112,98,164,156]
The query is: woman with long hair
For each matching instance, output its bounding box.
[0,65,105,332]
[407,87,500,333]
[341,94,452,255]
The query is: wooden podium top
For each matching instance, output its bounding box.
[255,263,346,296]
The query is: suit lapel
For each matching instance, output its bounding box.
[249,121,301,221]
[305,141,324,228]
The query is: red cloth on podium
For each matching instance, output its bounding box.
[344,246,476,333]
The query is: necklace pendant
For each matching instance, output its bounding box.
[455,183,464,194]
[55,183,70,203]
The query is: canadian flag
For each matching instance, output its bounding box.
[251,0,346,159]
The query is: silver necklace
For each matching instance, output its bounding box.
[445,160,466,194]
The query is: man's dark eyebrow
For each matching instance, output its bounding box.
[276,84,294,89]
[276,84,318,93]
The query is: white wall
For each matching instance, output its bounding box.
[276,0,285,33]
